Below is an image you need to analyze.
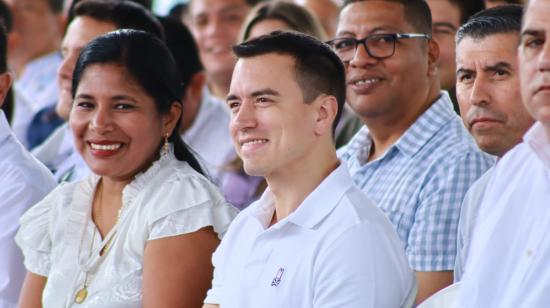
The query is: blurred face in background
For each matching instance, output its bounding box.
[5,0,63,69]
[427,0,461,91]
[187,0,251,83]
[56,16,116,120]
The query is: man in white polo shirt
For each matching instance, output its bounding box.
[457,0,550,306]
[203,31,415,308]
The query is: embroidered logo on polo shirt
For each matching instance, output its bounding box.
[271,268,285,287]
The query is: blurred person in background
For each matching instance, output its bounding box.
[184,0,264,100]
[426,0,485,114]
[5,0,65,148]
[292,0,339,38]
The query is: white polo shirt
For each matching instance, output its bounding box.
[459,122,550,307]
[204,163,414,308]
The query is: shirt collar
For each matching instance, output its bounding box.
[0,110,12,142]
[342,91,456,162]
[246,163,353,230]
[524,121,550,170]
[394,91,456,157]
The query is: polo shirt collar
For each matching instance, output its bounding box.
[394,91,456,157]
[246,163,353,230]
[288,163,352,229]
[524,121,550,170]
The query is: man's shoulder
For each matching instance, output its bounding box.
[0,137,56,190]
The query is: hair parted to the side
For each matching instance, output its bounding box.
[341,0,433,34]
[240,1,327,42]
[456,4,523,44]
[233,31,346,132]
[73,0,164,40]
[71,29,204,175]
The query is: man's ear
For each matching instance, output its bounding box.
[427,39,440,77]
[0,72,13,108]
[185,71,206,106]
[313,95,338,137]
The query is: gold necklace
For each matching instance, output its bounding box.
[74,227,96,304]
[74,181,124,304]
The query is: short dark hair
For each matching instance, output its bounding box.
[342,0,432,34]
[0,0,12,33]
[47,0,64,14]
[72,30,204,174]
[233,31,346,132]
[0,23,6,73]
[447,0,485,24]
[158,17,203,89]
[73,0,163,40]
[456,4,523,44]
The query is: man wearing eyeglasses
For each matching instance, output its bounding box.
[331,0,493,304]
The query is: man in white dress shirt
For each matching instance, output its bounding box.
[0,24,56,308]
[203,31,415,308]
[453,4,534,281]
[457,0,550,306]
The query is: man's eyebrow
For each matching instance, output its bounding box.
[521,29,543,38]
[456,67,475,76]
[226,94,239,102]
[483,61,512,72]
[220,5,246,14]
[335,26,398,38]
[250,88,280,97]
[433,22,458,31]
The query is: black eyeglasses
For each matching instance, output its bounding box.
[327,33,431,62]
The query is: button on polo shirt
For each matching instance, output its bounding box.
[205,164,415,307]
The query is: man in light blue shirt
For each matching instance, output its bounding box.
[329,0,493,303]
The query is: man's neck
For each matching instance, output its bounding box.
[207,73,231,100]
[266,147,339,226]
[364,91,441,162]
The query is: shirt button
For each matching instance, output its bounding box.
[526,249,534,257]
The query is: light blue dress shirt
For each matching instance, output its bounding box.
[339,92,494,271]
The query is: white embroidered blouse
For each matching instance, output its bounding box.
[16,151,237,307]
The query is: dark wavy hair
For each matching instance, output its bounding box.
[71,29,204,175]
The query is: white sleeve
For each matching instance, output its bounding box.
[313,221,415,308]
[1,170,55,306]
[14,184,64,277]
[147,174,236,241]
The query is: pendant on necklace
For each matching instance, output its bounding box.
[74,287,88,304]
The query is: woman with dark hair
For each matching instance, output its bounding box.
[239,1,327,41]
[16,29,235,308]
